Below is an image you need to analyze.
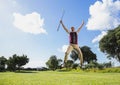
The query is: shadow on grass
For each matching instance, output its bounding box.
[15,70,38,73]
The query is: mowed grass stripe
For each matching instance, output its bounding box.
[0,71,120,85]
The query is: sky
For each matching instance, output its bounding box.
[0,0,120,68]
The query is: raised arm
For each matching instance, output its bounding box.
[60,20,70,34]
[76,20,84,33]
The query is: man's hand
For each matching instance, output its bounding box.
[82,20,84,25]
[60,20,62,24]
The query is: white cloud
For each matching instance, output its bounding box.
[92,31,107,43]
[86,0,120,30]
[58,45,68,53]
[13,12,47,34]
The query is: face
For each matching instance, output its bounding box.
[71,27,75,32]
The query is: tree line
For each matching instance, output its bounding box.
[0,54,29,72]
[46,46,112,70]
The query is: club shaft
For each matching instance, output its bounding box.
[57,10,65,31]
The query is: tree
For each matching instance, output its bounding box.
[0,56,7,71]
[103,61,112,68]
[70,50,78,62]
[65,60,74,70]
[99,25,120,62]
[84,61,104,70]
[72,63,79,69]
[70,46,97,64]
[7,54,17,71]
[7,54,29,71]
[57,59,63,69]
[70,50,79,69]
[46,55,62,71]
[16,55,29,71]
[81,46,97,64]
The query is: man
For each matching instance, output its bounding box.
[60,20,84,67]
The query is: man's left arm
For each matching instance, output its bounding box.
[76,20,84,33]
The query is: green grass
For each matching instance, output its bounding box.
[0,71,120,85]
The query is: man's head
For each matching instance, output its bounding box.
[71,27,75,32]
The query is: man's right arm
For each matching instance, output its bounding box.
[60,20,70,34]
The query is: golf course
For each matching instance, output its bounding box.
[0,70,120,85]
[0,0,120,85]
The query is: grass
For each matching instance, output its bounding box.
[0,70,120,85]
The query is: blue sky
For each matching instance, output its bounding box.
[0,0,120,67]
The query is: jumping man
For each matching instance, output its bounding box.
[60,20,84,67]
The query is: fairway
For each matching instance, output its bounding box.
[0,71,120,85]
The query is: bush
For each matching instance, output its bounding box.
[99,67,120,73]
